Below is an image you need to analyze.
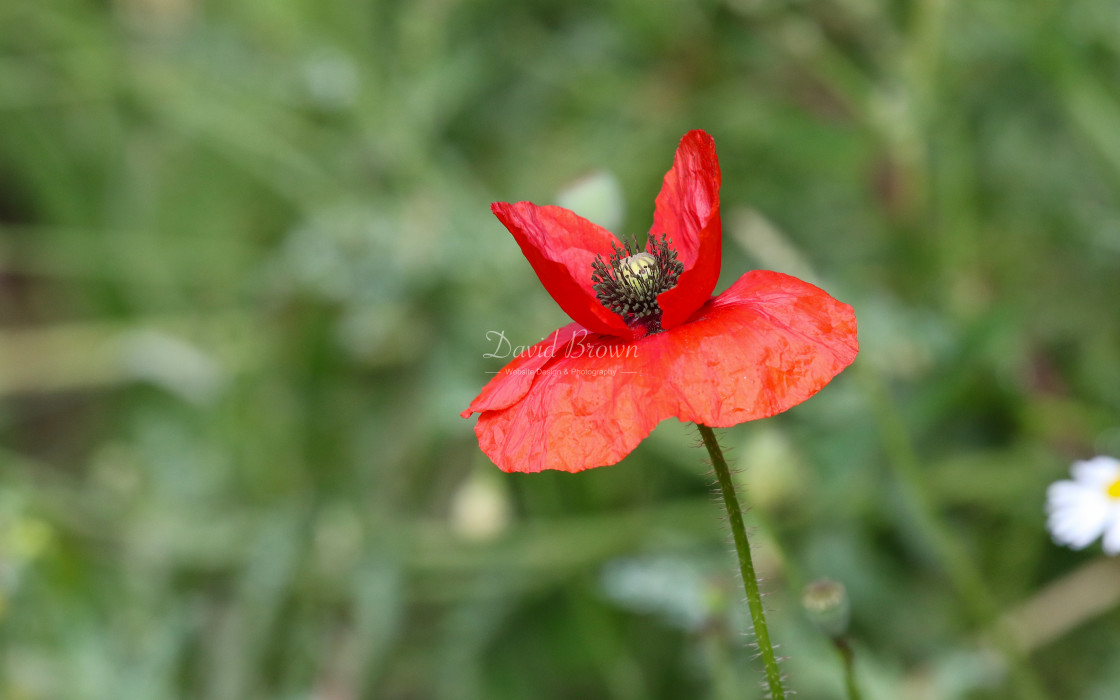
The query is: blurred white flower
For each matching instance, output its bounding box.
[301,48,359,110]
[118,330,224,404]
[449,470,511,542]
[600,555,715,631]
[1047,456,1120,555]
[556,171,624,234]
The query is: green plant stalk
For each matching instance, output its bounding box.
[697,424,785,700]
[834,637,861,700]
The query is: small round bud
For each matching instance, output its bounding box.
[802,578,850,638]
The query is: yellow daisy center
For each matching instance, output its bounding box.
[1107,477,1120,500]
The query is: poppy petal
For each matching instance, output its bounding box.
[492,202,634,339]
[472,270,858,472]
[666,269,858,427]
[649,130,722,330]
[461,323,592,417]
[473,332,657,473]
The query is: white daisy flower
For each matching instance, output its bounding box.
[1046,456,1120,555]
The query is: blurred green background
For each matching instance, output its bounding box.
[2,0,1120,698]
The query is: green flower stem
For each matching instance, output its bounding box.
[834,637,861,700]
[697,424,786,700]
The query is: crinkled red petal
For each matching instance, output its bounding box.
[470,270,858,473]
[461,323,591,417]
[649,130,722,331]
[492,202,634,339]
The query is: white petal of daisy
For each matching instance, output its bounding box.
[1046,480,1090,510]
[1045,456,1120,554]
[1046,489,1110,549]
[1071,456,1120,488]
[1102,513,1120,556]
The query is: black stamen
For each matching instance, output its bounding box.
[591,233,683,335]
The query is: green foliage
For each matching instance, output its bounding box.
[1,0,1119,697]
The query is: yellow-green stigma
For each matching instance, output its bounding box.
[591,233,683,334]
[619,252,658,289]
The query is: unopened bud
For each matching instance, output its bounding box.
[802,578,850,638]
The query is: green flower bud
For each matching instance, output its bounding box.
[802,578,850,638]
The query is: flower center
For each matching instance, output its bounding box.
[591,233,684,335]
[1107,477,1120,500]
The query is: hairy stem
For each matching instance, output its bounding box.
[697,424,785,699]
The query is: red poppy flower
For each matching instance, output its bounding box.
[462,130,858,473]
